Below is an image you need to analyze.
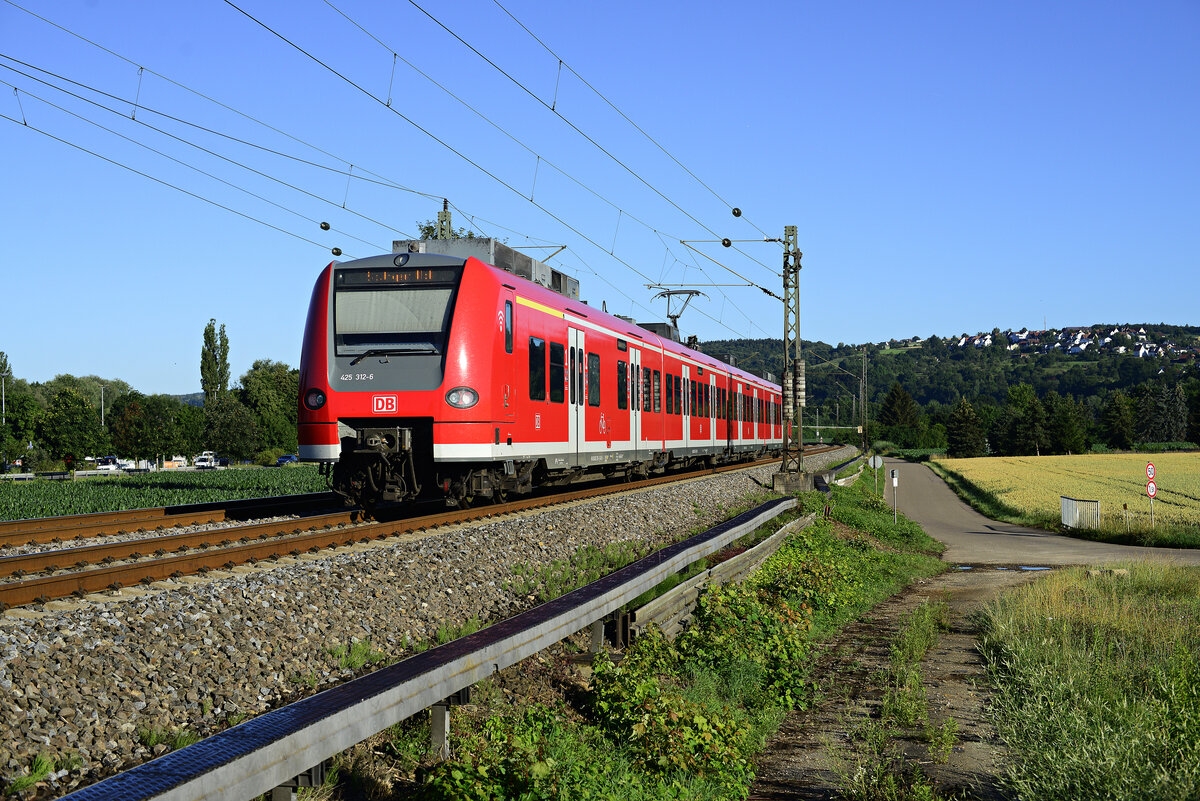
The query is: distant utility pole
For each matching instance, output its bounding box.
[774,225,807,492]
[437,199,453,240]
[861,349,868,452]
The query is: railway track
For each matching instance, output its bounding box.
[0,492,339,547]
[0,448,842,611]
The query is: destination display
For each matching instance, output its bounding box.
[337,267,459,286]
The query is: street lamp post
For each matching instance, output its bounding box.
[1,370,9,473]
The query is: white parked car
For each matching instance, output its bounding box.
[194,451,217,469]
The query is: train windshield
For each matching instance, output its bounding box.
[333,267,461,357]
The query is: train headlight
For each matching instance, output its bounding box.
[445,387,479,409]
[304,389,327,410]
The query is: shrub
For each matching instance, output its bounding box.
[674,584,813,710]
[591,628,755,790]
[255,447,287,466]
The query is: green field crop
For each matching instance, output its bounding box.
[0,467,327,521]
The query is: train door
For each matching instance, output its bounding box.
[501,292,516,439]
[630,347,641,459]
[568,327,585,467]
[681,364,691,452]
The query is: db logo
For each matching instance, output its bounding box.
[372,395,397,414]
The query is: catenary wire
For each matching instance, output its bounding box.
[0,63,407,245]
[5,0,769,341]
[0,110,335,253]
[490,0,772,240]
[3,0,683,297]
[224,0,771,340]
[401,0,782,281]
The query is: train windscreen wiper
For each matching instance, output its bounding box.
[348,345,439,366]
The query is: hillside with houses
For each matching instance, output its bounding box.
[705,323,1200,440]
[943,325,1200,363]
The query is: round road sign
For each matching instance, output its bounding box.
[1147,462,1155,480]
[868,455,884,469]
[1147,480,1157,498]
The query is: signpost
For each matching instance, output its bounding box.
[891,468,899,524]
[869,454,883,494]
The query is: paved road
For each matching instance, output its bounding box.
[877,458,1200,566]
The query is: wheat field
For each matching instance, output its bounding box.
[937,453,1200,529]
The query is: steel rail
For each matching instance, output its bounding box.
[0,511,363,578]
[60,496,797,801]
[0,492,339,547]
[0,450,844,609]
[0,511,226,548]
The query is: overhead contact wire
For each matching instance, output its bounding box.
[491,0,771,240]
[407,0,780,278]
[0,111,333,252]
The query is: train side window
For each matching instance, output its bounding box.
[529,337,546,401]
[690,379,696,417]
[588,353,601,407]
[549,342,565,403]
[617,359,628,410]
[665,372,673,415]
[577,349,584,406]
[569,347,576,405]
[643,367,651,411]
[674,375,682,415]
[504,301,513,354]
[653,370,661,413]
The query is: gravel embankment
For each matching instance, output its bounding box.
[0,448,855,795]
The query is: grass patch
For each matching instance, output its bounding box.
[839,600,956,800]
[979,562,1200,800]
[2,752,81,794]
[327,638,389,671]
[136,726,201,751]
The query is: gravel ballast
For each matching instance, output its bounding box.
[0,449,855,795]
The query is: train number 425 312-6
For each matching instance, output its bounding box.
[340,373,375,381]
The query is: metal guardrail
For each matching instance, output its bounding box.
[62,496,797,801]
[1061,495,1101,529]
[632,512,817,637]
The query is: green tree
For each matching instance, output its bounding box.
[109,393,183,464]
[1044,392,1089,455]
[416,218,477,240]
[879,382,920,428]
[997,383,1047,456]
[1101,390,1135,449]
[1132,382,1188,444]
[1188,386,1200,445]
[36,387,106,468]
[238,360,299,453]
[947,398,987,457]
[200,319,230,407]
[877,381,921,446]
[203,394,258,460]
[175,401,206,456]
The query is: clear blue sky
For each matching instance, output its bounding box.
[2,0,1196,395]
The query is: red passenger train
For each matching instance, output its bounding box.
[297,239,784,508]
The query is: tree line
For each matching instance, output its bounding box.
[0,319,298,472]
[706,325,1200,457]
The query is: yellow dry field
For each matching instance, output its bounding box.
[938,453,1200,528]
